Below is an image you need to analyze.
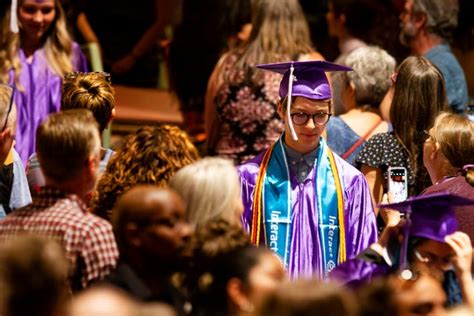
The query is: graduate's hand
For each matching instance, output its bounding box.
[445,231,474,308]
[445,231,473,279]
[0,127,14,164]
[380,192,401,227]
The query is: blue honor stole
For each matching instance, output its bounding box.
[260,137,346,276]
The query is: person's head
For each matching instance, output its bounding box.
[336,46,396,111]
[169,157,243,230]
[36,109,101,193]
[61,72,115,134]
[258,61,350,154]
[111,185,191,270]
[66,286,139,316]
[423,112,474,186]
[190,219,285,315]
[388,272,446,316]
[0,235,69,316]
[399,0,459,47]
[258,279,358,316]
[91,125,199,221]
[390,56,448,189]
[241,0,313,65]
[326,0,378,40]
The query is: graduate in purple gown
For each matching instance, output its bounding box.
[237,60,378,279]
[330,193,474,306]
[2,0,87,164]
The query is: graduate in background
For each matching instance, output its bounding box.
[0,0,87,164]
[237,60,377,279]
[331,193,474,307]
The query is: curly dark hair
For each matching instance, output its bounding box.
[90,125,200,220]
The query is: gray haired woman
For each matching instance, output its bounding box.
[325,45,396,165]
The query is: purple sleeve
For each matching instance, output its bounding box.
[341,162,378,259]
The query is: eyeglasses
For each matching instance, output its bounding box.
[413,249,452,266]
[290,111,332,126]
[63,71,112,83]
[1,84,15,132]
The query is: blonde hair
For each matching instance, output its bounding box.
[0,85,17,132]
[432,112,474,186]
[0,0,74,86]
[169,157,241,229]
[36,109,100,182]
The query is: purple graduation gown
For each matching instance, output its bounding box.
[10,42,88,164]
[237,150,378,279]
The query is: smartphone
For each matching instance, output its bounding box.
[388,167,408,203]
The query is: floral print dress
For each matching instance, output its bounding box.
[212,52,285,165]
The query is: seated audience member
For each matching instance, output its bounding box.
[169,157,243,229]
[257,279,358,316]
[0,110,118,291]
[422,112,474,244]
[356,56,448,209]
[0,84,31,217]
[66,285,139,316]
[205,0,325,165]
[28,71,116,194]
[326,46,395,165]
[91,125,199,221]
[189,219,285,316]
[331,193,474,307]
[0,235,69,316]
[105,185,191,314]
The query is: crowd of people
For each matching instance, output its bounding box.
[0,0,473,315]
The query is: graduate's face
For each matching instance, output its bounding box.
[19,0,56,44]
[279,97,331,154]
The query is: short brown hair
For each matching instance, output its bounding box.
[61,72,115,132]
[36,109,100,182]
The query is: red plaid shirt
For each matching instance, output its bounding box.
[0,187,118,289]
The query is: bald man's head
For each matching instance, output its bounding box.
[112,185,191,266]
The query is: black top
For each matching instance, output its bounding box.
[102,262,189,315]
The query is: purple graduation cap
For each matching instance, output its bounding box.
[379,192,474,270]
[257,60,352,141]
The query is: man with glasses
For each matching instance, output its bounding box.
[237,60,377,279]
[0,84,31,217]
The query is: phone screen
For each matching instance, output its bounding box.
[388,167,408,202]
